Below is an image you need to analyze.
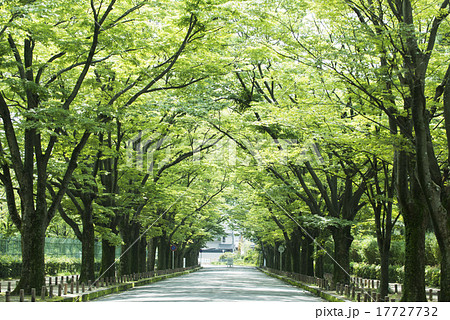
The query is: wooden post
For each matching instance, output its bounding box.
[64,283,68,295]
[352,286,356,300]
[88,280,92,291]
[437,290,441,301]
[7,281,11,292]
[394,284,398,294]
[76,280,79,294]
[31,288,36,302]
[0,281,2,293]
[357,292,361,302]
[82,282,85,293]
[49,277,52,286]
[55,277,58,285]
[58,284,62,296]
[336,283,340,294]
[376,293,381,302]
[5,291,10,302]
[429,289,433,301]
[372,292,377,302]
[385,296,389,302]
[41,286,46,300]
[19,289,24,302]
[70,281,74,294]
[364,292,368,302]
[49,285,53,298]
[391,298,396,302]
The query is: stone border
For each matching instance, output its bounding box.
[257,267,348,302]
[48,267,202,302]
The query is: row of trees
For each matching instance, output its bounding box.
[1,0,450,302]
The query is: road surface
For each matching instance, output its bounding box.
[96,266,325,302]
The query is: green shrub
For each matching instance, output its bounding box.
[0,255,100,278]
[351,263,439,287]
[0,255,22,278]
[425,233,441,266]
[425,266,440,287]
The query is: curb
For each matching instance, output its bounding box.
[49,267,202,302]
[257,267,348,302]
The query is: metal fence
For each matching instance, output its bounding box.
[0,237,103,259]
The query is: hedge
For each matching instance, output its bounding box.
[350,262,440,288]
[0,255,100,278]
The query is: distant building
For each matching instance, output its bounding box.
[199,226,240,264]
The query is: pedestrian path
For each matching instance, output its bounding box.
[96,266,325,302]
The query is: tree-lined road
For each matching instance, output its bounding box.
[96,266,325,302]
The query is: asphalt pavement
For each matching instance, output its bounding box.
[95,265,325,302]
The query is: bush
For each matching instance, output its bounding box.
[0,255,99,278]
[425,266,440,287]
[351,262,439,287]
[0,255,22,278]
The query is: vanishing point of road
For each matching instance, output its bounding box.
[96,266,325,302]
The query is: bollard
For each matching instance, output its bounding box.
[357,292,361,302]
[70,281,74,294]
[41,286,46,300]
[5,291,10,302]
[364,293,368,302]
[372,292,377,302]
[336,283,340,294]
[31,288,36,302]
[49,285,53,298]
[437,290,441,301]
[352,286,356,300]
[345,285,349,296]
[7,281,11,292]
[394,284,398,294]
[61,276,64,284]
[0,281,1,293]
[82,282,85,293]
[55,277,58,285]
[19,289,24,302]
[58,284,62,296]
[88,280,92,291]
[429,289,433,301]
[76,280,79,294]
[376,293,381,302]
[377,280,380,289]
[64,283,68,295]
[49,277,52,286]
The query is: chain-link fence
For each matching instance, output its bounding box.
[0,237,103,259]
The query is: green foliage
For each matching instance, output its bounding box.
[0,255,100,278]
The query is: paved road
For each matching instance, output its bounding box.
[96,266,325,302]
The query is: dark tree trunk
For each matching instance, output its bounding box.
[14,212,46,295]
[401,204,427,301]
[101,240,116,278]
[331,226,353,285]
[147,237,157,271]
[157,236,170,270]
[379,241,391,300]
[138,237,147,272]
[80,214,95,283]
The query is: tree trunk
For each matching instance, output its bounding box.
[147,238,157,271]
[138,237,147,272]
[158,236,170,270]
[101,240,116,278]
[401,204,427,301]
[80,216,95,283]
[379,242,390,300]
[14,212,46,295]
[331,226,353,285]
